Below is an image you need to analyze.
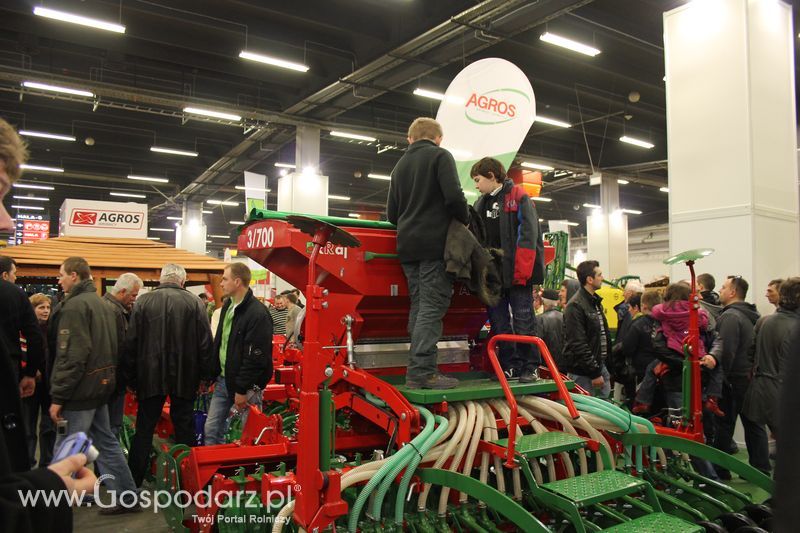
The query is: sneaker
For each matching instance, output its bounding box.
[488,368,515,381]
[704,397,725,417]
[518,368,539,383]
[406,373,459,390]
[98,503,143,516]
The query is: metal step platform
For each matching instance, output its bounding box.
[492,431,587,459]
[601,512,703,532]
[540,470,650,507]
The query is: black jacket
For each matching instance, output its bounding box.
[49,280,118,410]
[103,292,130,391]
[716,301,760,378]
[473,179,545,288]
[621,314,661,379]
[443,219,502,307]
[0,337,72,532]
[0,280,45,380]
[562,287,611,379]
[124,283,214,400]
[535,308,564,368]
[212,289,273,395]
[386,139,469,262]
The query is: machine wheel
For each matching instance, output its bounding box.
[732,527,768,533]
[697,520,727,533]
[759,517,773,531]
[718,512,757,531]
[742,504,773,525]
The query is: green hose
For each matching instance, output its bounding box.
[394,411,449,525]
[348,407,431,532]
[568,394,640,471]
[373,406,436,522]
[573,394,658,463]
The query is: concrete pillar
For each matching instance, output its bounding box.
[587,176,629,279]
[176,200,207,254]
[664,0,799,314]
[295,125,320,174]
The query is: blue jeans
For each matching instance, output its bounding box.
[203,376,262,445]
[569,365,612,398]
[54,405,136,493]
[487,285,540,372]
[107,389,126,440]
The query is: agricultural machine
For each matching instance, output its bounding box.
[148,211,773,532]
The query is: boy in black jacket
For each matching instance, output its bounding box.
[387,118,469,390]
[471,157,545,382]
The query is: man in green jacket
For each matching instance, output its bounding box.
[49,257,138,514]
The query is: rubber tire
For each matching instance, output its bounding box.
[697,520,727,533]
[732,527,768,533]
[742,504,773,525]
[718,513,757,531]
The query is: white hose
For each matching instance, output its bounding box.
[517,395,588,475]
[479,404,493,492]
[418,402,467,511]
[488,399,523,500]
[483,403,506,494]
[438,401,477,516]
[459,401,487,503]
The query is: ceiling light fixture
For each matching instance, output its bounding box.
[531,196,553,202]
[413,88,445,100]
[19,130,76,142]
[206,200,239,206]
[127,175,169,183]
[10,205,44,211]
[274,162,296,169]
[229,220,246,225]
[660,187,670,193]
[620,135,655,149]
[582,203,601,209]
[13,183,54,190]
[33,6,125,33]
[330,130,377,142]
[535,116,571,128]
[150,146,198,157]
[239,50,309,72]
[208,234,230,239]
[22,81,94,98]
[202,210,213,214]
[183,107,242,122]
[540,32,601,57]
[147,237,161,240]
[234,186,271,192]
[328,194,351,201]
[150,227,174,232]
[368,173,391,181]
[166,216,183,221]
[564,221,580,226]
[12,195,48,201]
[348,213,361,218]
[521,162,555,171]
[110,192,146,199]
[617,179,629,185]
[622,208,642,215]
[20,164,63,173]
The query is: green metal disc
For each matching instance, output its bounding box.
[663,248,714,265]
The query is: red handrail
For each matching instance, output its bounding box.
[486,333,580,467]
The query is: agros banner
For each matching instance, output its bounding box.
[435,58,536,198]
[60,199,148,238]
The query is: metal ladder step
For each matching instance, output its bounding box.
[601,511,703,532]
[492,431,587,459]
[540,470,649,507]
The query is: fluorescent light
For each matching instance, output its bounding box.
[535,116,571,128]
[22,81,94,98]
[239,50,309,72]
[413,88,445,100]
[206,240,213,243]
[274,162,296,169]
[202,210,213,215]
[617,179,629,185]
[206,200,239,206]
[13,183,54,190]
[348,213,361,218]
[10,205,44,211]
[583,203,601,209]
[659,187,670,193]
[128,174,169,183]
[110,192,146,199]
[279,169,288,177]
[183,107,242,122]
[150,146,198,157]
[620,135,654,149]
[328,194,350,201]
[20,164,63,173]
[150,228,174,232]
[234,186,271,192]
[330,130,377,142]
[521,162,555,171]
[33,7,125,33]
[229,220,245,225]
[622,208,642,215]
[540,32,601,57]
[19,130,76,142]
[12,195,48,201]
[564,221,580,226]
[368,173,392,181]
[166,216,183,221]
[146,237,160,240]
[208,234,230,239]
[531,196,552,202]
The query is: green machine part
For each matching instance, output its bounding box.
[543,231,569,290]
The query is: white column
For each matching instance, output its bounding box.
[587,176,629,279]
[664,0,799,314]
[176,200,207,254]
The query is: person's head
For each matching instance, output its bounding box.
[0,255,17,283]
[220,262,251,299]
[720,275,748,305]
[470,157,507,195]
[778,277,800,311]
[640,290,662,315]
[29,293,50,323]
[0,118,29,232]
[272,294,286,310]
[281,290,298,307]
[407,117,443,145]
[160,263,187,287]
[623,279,644,301]
[766,279,784,307]
[198,293,209,303]
[109,272,143,310]
[576,260,602,292]
[663,282,691,306]
[291,288,301,298]
[541,288,559,311]
[59,256,91,293]
[697,273,715,293]
[628,293,642,315]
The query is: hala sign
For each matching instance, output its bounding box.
[435,58,536,196]
[60,199,148,238]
